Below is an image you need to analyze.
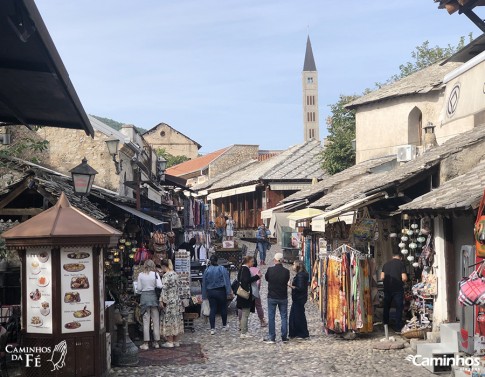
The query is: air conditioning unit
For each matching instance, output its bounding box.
[396,145,416,162]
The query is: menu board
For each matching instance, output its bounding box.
[26,248,53,334]
[61,247,94,333]
[174,250,191,304]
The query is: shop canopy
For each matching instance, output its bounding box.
[0,0,94,136]
[261,200,306,220]
[109,202,167,226]
[287,208,324,221]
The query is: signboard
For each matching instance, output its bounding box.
[26,248,53,334]
[60,247,94,333]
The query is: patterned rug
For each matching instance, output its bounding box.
[137,343,206,366]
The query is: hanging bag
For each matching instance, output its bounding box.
[351,207,376,242]
[235,267,250,299]
[475,189,485,258]
[421,269,438,297]
[459,262,485,306]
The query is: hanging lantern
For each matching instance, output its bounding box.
[113,257,120,263]
[389,233,397,238]
[398,242,406,248]
[129,253,135,259]
[119,239,126,244]
[401,249,409,255]
[119,245,125,250]
[414,229,420,235]
[417,236,426,243]
[411,223,419,229]
[406,229,414,236]
[401,236,408,242]
[402,228,408,234]
[125,241,132,246]
[407,255,415,262]
[412,262,419,268]
[409,242,418,249]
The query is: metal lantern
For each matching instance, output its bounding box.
[398,242,406,249]
[401,249,409,255]
[70,158,98,196]
[401,236,408,242]
[412,262,419,268]
[409,242,418,249]
[407,255,415,262]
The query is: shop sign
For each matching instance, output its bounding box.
[405,354,480,367]
[5,340,68,371]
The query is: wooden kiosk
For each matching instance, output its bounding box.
[3,193,121,377]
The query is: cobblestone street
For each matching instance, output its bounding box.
[111,245,437,377]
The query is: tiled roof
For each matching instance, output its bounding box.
[207,140,325,191]
[281,155,396,203]
[310,123,485,210]
[165,147,229,177]
[399,159,485,213]
[192,159,258,191]
[346,61,462,109]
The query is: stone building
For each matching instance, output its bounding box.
[142,123,202,160]
[302,35,320,142]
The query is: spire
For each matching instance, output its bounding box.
[303,35,317,71]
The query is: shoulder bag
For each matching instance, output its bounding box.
[236,267,250,299]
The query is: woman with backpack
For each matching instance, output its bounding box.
[202,255,232,335]
[136,259,162,350]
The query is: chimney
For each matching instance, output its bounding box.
[423,122,437,151]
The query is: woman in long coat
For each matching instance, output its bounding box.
[159,259,184,347]
[236,255,260,338]
[288,260,310,339]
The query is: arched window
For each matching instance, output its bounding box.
[408,107,422,146]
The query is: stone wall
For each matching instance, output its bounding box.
[209,145,258,178]
[143,123,200,159]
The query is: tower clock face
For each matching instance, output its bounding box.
[307,77,313,84]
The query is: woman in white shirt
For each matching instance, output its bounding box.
[137,259,162,350]
[226,215,235,241]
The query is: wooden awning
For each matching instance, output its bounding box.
[434,0,485,32]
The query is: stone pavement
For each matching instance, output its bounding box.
[111,245,439,377]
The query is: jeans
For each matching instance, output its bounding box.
[207,287,227,329]
[267,297,288,341]
[143,307,160,342]
[240,308,250,334]
[383,290,404,331]
[257,241,268,263]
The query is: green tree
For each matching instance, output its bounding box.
[321,95,358,175]
[155,148,190,168]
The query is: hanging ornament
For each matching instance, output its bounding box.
[414,229,420,235]
[389,233,397,238]
[401,236,408,242]
[407,255,415,262]
[398,242,406,249]
[113,257,120,263]
[417,236,426,243]
[409,242,418,249]
[129,253,135,259]
[406,229,414,236]
[412,262,419,268]
[401,249,409,255]
[402,228,408,234]
[411,223,419,229]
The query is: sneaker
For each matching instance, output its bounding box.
[210,329,215,335]
[222,326,228,331]
[161,342,174,348]
[173,341,180,347]
[139,343,149,350]
[263,338,276,344]
[281,337,289,343]
[240,333,251,339]
[152,342,160,349]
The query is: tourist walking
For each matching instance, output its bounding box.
[238,258,267,328]
[288,260,310,339]
[264,252,290,343]
[202,254,232,334]
[256,223,270,265]
[136,259,162,350]
[237,255,261,338]
[381,249,407,332]
[159,259,184,347]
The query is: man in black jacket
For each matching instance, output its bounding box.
[264,252,290,343]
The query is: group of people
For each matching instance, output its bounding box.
[214,213,235,242]
[136,259,185,350]
[201,251,310,342]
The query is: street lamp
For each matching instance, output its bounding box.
[69,158,98,197]
[105,137,122,174]
[157,156,167,183]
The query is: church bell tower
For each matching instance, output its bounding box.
[302,35,319,142]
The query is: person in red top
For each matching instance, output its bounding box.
[380,249,407,332]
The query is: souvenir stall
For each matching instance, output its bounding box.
[320,244,373,335]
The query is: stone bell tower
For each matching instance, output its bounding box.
[302,35,319,142]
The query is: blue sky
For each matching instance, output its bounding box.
[36,0,480,154]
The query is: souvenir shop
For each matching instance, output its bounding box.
[309,207,436,338]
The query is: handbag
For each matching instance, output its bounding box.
[236,285,250,300]
[475,189,485,257]
[351,207,376,242]
[422,269,437,296]
[201,299,210,317]
[459,263,485,306]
